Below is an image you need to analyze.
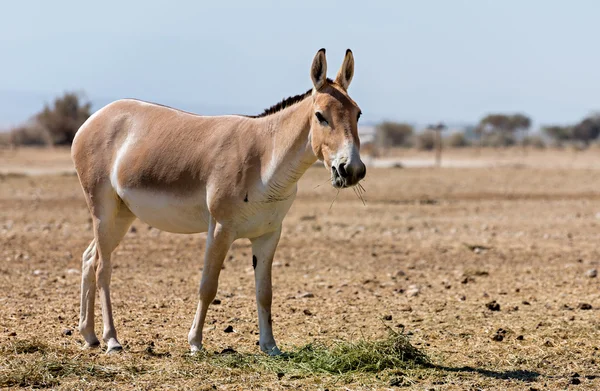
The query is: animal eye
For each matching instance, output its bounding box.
[315,112,328,126]
[357,111,362,121]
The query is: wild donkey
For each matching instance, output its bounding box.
[71,49,366,355]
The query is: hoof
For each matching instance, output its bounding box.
[106,344,123,354]
[106,339,123,354]
[263,346,282,356]
[83,339,101,349]
[190,344,203,355]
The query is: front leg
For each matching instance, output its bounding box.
[188,218,234,353]
[250,226,282,356]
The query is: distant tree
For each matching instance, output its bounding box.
[416,130,436,150]
[445,132,470,148]
[36,92,92,145]
[479,114,512,133]
[479,113,531,134]
[477,113,531,148]
[375,121,414,148]
[427,122,446,167]
[543,125,572,142]
[572,114,600,144]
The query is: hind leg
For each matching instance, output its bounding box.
[82,185,135,353]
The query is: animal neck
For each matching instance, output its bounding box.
[257,96,317,197]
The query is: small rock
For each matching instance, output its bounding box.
[522,300,531,305]
[516,335,524,340]
[457,295,466,301]
[543,340,554,347]
[303,309,313,316]
[383,314,393,321]
[66,268,80,275]
[130,226,137,233]
[577,303,592,310]
[570,377,581,385]
[297,292,314,299]
[406,285,420,297]
[212,299,221,305]
[277,372,285,379]
[223,325,234,333]
[585,269,597,278]
[486,300,501,311]
[62,328,73,336]
[33,270,43,276]
[8,331,16,336]
[491,328,506,342]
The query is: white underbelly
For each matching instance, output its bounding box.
[119,188,209,234]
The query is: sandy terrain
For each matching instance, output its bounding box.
[0,147,599,390]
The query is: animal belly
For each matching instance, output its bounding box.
[119,188,209,234]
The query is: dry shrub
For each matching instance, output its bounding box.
[445,132,469,148]
[9,121,52,146]
[0,132,12,147]
[7,92,92,147]
[521,135,546,149]
[36,92,92,145]
[481,132,515,147]
[416,130,436,150]
[375,122,414,149]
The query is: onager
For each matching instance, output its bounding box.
[71,48,366,355]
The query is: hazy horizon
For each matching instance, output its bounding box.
[1,1,599,129]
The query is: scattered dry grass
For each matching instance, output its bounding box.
[1,148,599,390]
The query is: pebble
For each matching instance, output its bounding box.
[223,325,234,333]
[585,269,597,278]
[406,285,420,297]
[486,300,501,311]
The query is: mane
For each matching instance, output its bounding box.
[248,78,333,118]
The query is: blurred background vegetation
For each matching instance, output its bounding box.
[1,92,599,155]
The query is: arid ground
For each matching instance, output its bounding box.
[1,148,599,390]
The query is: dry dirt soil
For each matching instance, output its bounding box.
[0,148,599,390]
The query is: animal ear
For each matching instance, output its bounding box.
[335,49,354,90]
[310,48,328,90]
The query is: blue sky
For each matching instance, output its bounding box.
[1,0,598,128]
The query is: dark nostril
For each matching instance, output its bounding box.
[358,164,366,180]
[338,163,348,178]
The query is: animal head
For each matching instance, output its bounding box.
[308,48,366,189]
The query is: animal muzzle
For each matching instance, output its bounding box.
[331,160,366,188]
